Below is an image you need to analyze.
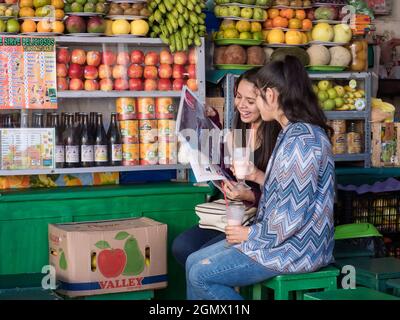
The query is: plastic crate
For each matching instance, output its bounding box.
[336,189,400,235]
[385,235,400,259]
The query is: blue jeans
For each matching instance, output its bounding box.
[186,240,279,300]
[172,225,226,267]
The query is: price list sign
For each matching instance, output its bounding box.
[0,37,57,110]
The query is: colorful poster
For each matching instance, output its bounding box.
[0,36,57,110]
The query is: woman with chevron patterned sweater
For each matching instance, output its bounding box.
[185,55,335,300]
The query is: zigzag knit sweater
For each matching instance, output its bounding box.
[237,122,335,273]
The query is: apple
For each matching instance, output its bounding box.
[187,78,198,91]
[334,85,345,97]
[56,63,68,78]
[229,6,241,17]
[57,48,70,64]
[327,88,338,99]
[112,65,128,79]
[241,8,253,19]
[188,48,197,65]
[158,79,172,91]
[84,79,99,91]
[117,51,130,65]
[158,64,172,79]
[68,63,84,79]
[57,77,68,91]
[71,49,86,65]
[335,97,344,108]
[318,80,331,91]
[101,51,117,65]
[144,66,158,79]
[98,249,126,278]
[69,78,84,90]
[317,91,329,102]
[129,78,144,91]
[130,50,145,64]
[173,64,185,79]
[98,64,112,79]
[144,79,158,91]
[127,64,143,79]
[99,78,114,91]
[86,51,101,67]
[172,78,185,91]
[145,51,159,66]
[84,65,99,80]
[114,78,129,91]
[174,51,188,65]
[160,49,173,64]
[186,64,196,79]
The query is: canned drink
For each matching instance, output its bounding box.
[331,133,347,155]
[139,120,158,143]
[158,142,177,165]
[330,120,346,134]
[140,143,158,165]
[116,98,137,120]
[119,120,139,144]
[122,144,139,166]
[156,97,176,119]
[158,120,176,142]
[137,98,155,120]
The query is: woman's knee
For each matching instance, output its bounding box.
[187,259,210,289]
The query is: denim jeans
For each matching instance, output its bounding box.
[172,225,226,267]
[186,240,279,300]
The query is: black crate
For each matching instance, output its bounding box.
[385,235,400,259]
[336,190,400,234]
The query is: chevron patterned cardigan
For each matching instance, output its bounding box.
[237,122,335,273]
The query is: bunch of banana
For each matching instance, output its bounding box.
[147,0,207,52]
[371,98,396,123]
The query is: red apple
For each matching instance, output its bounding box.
[56,63,68,78]
[187,78,198,91]
[158,64,172,79]
[69,78,84,90]
[144,66,158,79]
[128,64,143,79]
[99,78,114,91]
[144,51,159,66]
[98,249,126,278]
[114,78,129,91]
[57,47,70,64]
[117,51,130,65]
[98,64,112,79]
[186,64,196,79]
[188,48,197,65]
[174,51,188,65]
[57,77,68,91]
[102,51,117,66]
[130,50,144,64]
[158,79,172,91]
[112,65,128,79]
[173,64,185,79]
[144,79,158,91]
[68,63,84,79]
[84,65,99,80]
[84,79,99,91]
[129,78,144,91]
[86,50,101,67]
[71,49,86,65]
[160,49,173,64]
[172,78,185,91]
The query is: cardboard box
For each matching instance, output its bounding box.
[371,123,400,167]
[49,217,167,297]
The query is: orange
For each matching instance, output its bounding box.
[301,32,308,44]
[267,8,280,19]
[280,8,295,19]
[272,16,288,28]
[267,29,285,44]
[21,19,36,33]
[302,19,313,31]
[285,30,303,45]
[37,20,52,32]
[19,7,35,17]
[51,0,64,9]
[288,18,302,29]
[19,0,33,8]
[55,9,64,20]
[295,9,306,20]
[262,30,269,41]
[263,19,273,29]
[52,20,64,33]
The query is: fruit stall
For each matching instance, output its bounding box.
[0,0,400,302]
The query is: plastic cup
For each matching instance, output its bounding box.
[226,203,246,226]
[233,148,250,180]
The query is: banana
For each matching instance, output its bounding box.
[160,25,168,36]
[188,37,193,46]
[149,1,158,10]
[165,19,173,34]
[197,16,204,25]
[171,8,179,19]
[167,14,178,30]
[189,13,198,24]
[160,34,169,45]
[199,25,206,32]
[178,15,185,28]
[150,31,157,38]
[170,34,176,52]
[158,3,166,14]
[148,15,155,23]
[178,0,187,6]
[154,9,163,23]
[188,0,196,6]
[183,9,189,21]
[194,25,199,33]
[181,25,189,39]
[188,25,194,39]
[182,36,188,51]
[200,12,206,19]
[187,1,194,11]
[169,0,176,4]
[195,4,202,14]
[176,3,184,14]
[175,32,183,51]
[164,0,173,12]
[194,34,201,46]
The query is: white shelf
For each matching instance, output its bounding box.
[55,36,167,45]
[57,90,182,98]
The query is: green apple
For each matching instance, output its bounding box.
[318,80,331,92]
[255,0,268,5]
[214,5,221,16]
[252,31,263,40]
[0,20,6,33]
[240,31,252,39]
[322,99,336,111]
[317,91,329,102]
[334,98,344,108]
[334,85,345,97]
[229,6,241,17]
[241,8,253,19]
[252,8,264,20]
[219,6,230,17]
[6,19,20,33]
[327,88,338,100]
[312,84,319,95]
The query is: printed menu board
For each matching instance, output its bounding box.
[0,37,57,110]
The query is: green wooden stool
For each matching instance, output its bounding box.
[386,279,400,297]
[335,257,400,292]
[304,287,400,300]
[252,266,340,300]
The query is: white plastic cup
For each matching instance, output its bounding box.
[233,148,250,180]
[226,203,246,226]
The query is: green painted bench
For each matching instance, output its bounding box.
[304,287,400,300]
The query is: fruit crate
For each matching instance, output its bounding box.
[371,123,400,168]
[384,234,400,259]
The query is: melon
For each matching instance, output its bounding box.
[329,46,352,67]
[307,45,331,66]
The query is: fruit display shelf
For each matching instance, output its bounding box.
[55,35,167,44]
[219,3,270,9]
[57,90,182,98]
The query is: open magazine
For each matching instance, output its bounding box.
[176,86,233,187]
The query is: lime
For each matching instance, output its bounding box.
[252,31,263,41]
[84,2,95,12]
[75,0,87,6]
[6,19,20,33]
[71,2,83,12]
[239,31,252,40]
[87,0,98,3]
[64,4,72,12]
[0,20,6,33]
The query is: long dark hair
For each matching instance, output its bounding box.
[233,68,281,172]
[255,55,332,136]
